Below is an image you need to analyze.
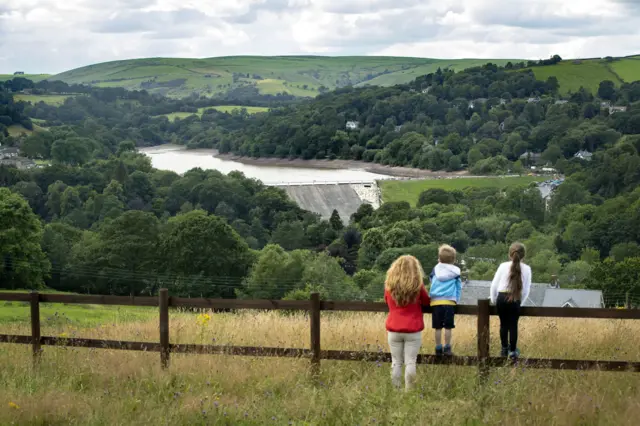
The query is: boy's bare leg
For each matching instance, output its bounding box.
[444,329,452,346]
[434,329,442,346]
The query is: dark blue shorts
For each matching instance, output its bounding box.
[432,305,456,329]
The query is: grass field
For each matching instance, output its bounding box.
[610,58,640,83]
[380,176,546,205]
[0,74,50,82]
[211,105,270,114]
[49,56,516,98]
[0,303,639,425]
[7,124,34,137]
[160,105,269,121]
[530,60,623,94]
[14,93,73,106]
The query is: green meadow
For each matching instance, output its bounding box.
[380,176,546,206]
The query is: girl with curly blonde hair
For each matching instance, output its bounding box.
[384,255,431,390]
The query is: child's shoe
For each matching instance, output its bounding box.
[508,349,520,359]
[500,346,509,357]
[435,345,443,356]
[443,344,453,356]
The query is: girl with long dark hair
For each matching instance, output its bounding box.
[490,242,532,359]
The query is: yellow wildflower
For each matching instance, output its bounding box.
[8,402,19,409]
[196,313,212,326]
[59,332,68,338]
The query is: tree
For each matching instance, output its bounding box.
[609,242,640,262]
[467,147,485,166]
[598,80,617,101]
[161,210,252,298]
[586,258,640,306]
[329,209,344,231]
[418,188,456,207]
[51,138,92,165]
[0,188,50,289]
[41,222,82,291]
[239,245,311,300]
[270,221,309,250]
[300,252,358,300]
[506,221,535,243]
[447,155,462,171]
[559,261,592,288]
[358,228,387,270]
[96,210,160,295]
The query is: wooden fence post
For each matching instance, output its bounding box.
[30,291,41,364]
[310,292,321,378]
[159,289,170,369]
[477,298,490,382]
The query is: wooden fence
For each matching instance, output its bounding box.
[1,290,640,375]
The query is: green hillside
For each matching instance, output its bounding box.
[50,56,515,98]
[528,57,640,94]
[28,54,640,99]
[159,105,269,121]
[0,74,50,82]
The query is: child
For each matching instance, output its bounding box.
[429,244,462,356]
[384,255,431,390]
[490,242,531,359]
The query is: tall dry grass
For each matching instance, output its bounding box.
[1,310,639,425]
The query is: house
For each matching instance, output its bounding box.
[469,98,488,109]
[394,125,402,133]
[499,98,507,105]
[0,147,20,159]
[555,100,568,105]
[542,289,604,308]
[600,101,612,109]
[460,281,604,308]
[527,97,541,103]
[609,106,627,114]
[574,150,593,161]
[421,87,431,94]
[519,151,542,163]
[13,71,24,75]
[0,157,35,170]
[345,121,359,131]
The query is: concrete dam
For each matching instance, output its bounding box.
[269,182,381,223]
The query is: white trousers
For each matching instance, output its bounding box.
[387,331,422,390]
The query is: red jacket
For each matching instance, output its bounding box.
[384,287,431,333]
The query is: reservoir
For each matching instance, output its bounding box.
[140,145,390,184]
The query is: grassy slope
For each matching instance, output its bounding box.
[0,290,153,326]
[0,310,638,424]
[50,56,516,98]
[160,105,269,121]
[610,57,640,82]
[0,74,50,82]
[380,176,546,206]
[14,93,73,106]
[529,58,640,95]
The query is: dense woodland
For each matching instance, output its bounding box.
[1,64,639,305]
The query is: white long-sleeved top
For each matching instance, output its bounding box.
[490,261,532,305]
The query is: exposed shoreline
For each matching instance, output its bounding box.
[139,144,471,178]
[214,152,472,178]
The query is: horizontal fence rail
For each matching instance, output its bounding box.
[0,291,639,376]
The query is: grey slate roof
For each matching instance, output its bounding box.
[542,289,603,308]
[460,281,602,308]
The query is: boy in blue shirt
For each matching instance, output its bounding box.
[429,244,462,356]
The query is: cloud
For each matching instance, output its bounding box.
[0,0,639,74]
[94,8,210,34]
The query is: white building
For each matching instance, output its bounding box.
[574,150,593,161]
[345,121,359,131]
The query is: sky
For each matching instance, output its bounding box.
[0,0,639,74]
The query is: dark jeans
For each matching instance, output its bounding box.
[497,293,521,352]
